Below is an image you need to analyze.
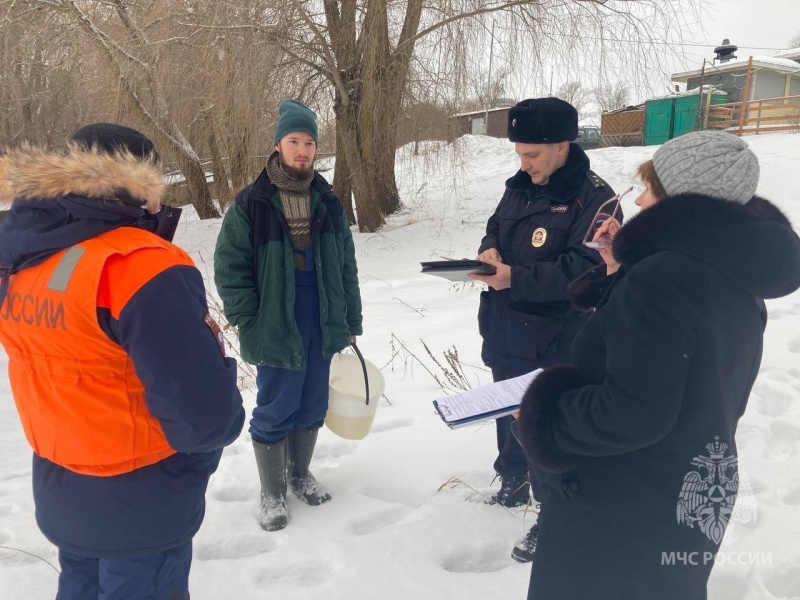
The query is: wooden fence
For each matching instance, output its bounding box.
[600,109,645,147]
[705,56,800,135]
[708,94,800,135]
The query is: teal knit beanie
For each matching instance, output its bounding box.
[273,99,318,144]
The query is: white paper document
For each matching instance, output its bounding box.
[433,369,542,429]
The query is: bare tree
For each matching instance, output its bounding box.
[594,82,632,113]
[275,0,701,232]
[0,0,313,218]
[555,81,592,119]
[0,7,90,145]
[2,0,701,231]
[2,0,221,218]
[789,31,800,49]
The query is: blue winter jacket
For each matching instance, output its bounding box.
[0,147,244,558]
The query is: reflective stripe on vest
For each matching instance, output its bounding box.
[46,246,86,292]
[0,227,196,476]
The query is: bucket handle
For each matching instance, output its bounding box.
[350,343,370,406]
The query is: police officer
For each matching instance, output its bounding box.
[470,98,618,562]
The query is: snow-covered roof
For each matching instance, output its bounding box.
[449,106,513,119]
[648,85,728,102]
[775,47,800,61]
[604,103,646,114]
[672,55,800,82]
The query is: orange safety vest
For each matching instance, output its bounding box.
[0,227,196,476]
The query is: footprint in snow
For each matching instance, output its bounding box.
[358,485,423,508]
[763,421,800,462]
[221,438,252,458]
[194,532,277,561]
[349,507,413,536]
[256,560,337,587]
[209,479,256,503]
[767,307,790,320]
[751,379,797,418]
[762,563,800,600]
[440,543,512,574]
[788,336,800,354]
[313,440,358,460]
[369,417,415,434]
[760,368,790,382]
[707,571,749,600]
[743,474,767,497]
[0,468,32,484]
[782,483,800,507]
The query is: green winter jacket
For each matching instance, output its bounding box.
[214,168,363,369]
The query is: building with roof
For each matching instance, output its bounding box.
[448,96,516,139]
[671,42,800,104]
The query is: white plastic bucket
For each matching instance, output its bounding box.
[325,347,385,440]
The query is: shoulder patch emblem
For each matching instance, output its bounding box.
[204,313,226,357]
[549,204,569,214]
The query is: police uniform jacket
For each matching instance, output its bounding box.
[477,143,616,376]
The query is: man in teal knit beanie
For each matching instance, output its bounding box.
[273,99,319,145]
[215,97,363,533]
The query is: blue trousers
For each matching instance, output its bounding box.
[250,271,332,444]
[56,541,192,600]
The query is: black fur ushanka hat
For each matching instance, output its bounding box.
[507,98,578,144]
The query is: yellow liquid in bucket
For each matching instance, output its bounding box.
[324,411,376,440]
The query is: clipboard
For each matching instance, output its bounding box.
[420,259,496,282]
[432,369,542,429]
[433,400,520,429]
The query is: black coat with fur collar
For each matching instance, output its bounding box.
[518,194,800,599]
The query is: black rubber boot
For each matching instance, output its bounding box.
[252,438,289,531]
[511,523,540,563]
[491,474,530,508]
[288,428,332,506]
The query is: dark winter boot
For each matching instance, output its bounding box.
[511,523,540,563]
[491,474,530,508]
[288,428,332,506]
[252,438,289,531]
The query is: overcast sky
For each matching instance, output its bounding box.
[680,0,799,66]
[433,0,799,115]
[529,0,800,109]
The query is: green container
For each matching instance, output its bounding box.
[644,98,675,146]
[672,92,728,138]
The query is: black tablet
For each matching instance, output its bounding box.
[420,260,496,282]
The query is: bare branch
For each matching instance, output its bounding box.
[289,0,349,104]
[172,20,278,31]
[399,0,610,52]
[398,0,537,51]
[279,44,332,82]
[112,0,150,47]
[56,0,151,71]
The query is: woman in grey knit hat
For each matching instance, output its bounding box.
[517,130,800,600]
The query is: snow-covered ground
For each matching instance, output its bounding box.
[1,134,800,599]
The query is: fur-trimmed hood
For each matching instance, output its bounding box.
[612,193,800,300]
[0,143,164,207]
[0,145,176,295]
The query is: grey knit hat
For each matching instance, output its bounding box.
[652,130,759,204]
